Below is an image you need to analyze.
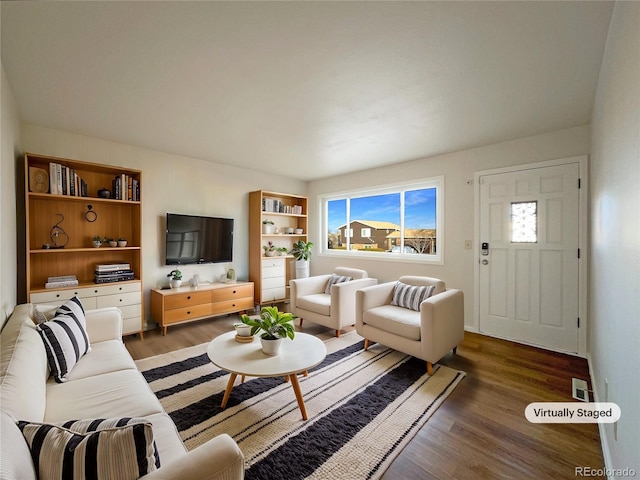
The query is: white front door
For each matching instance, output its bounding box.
[478,163,580,353]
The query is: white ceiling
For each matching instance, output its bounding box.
[2,1,613,181]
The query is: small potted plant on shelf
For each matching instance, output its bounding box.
[289,240,313,278]
[262,219,275,234]
[241,306,296,355]
[105,237,117,247]
[263,241,277,257]
[92,236,102,248]
[117,237,127,247]
[167,269,183,288]
[276,247,288,256]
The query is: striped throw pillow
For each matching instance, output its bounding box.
[324,274,352,294]
[18,418,159,480]
[391,282,435,311]
[37,296,90,383]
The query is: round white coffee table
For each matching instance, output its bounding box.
[207,331,327,420]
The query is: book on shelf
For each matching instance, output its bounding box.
[45,279,79,289]
[47,275,77,282]
[45,162,86,197]
[94,271,134,284]
[95,263,131,272]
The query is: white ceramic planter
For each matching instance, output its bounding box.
[170,279,182,288]
[262,224,274,234]
[234,323,252,337]
[295,260,310,279]
[260,337,282,356]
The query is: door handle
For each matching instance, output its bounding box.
[481,259,489,265]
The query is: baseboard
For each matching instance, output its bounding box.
[586,353,615,476]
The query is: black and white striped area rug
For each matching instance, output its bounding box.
[136,333,465,480]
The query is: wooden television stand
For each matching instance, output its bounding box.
[151,281,254,335]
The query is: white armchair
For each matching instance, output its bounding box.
[356,276,464,375]
[290,267,378,337]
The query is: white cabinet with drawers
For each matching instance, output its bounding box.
[30,281,142,337]
[261,258,286,302]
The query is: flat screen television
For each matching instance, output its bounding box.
[165,213,234,265]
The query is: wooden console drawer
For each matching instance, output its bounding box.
[211,284,253,302]
[164,303,214,325]
[164,290,211,309]
[213,297,255,315]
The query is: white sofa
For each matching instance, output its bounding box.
[356,276,464,375]
[0,303,244,480]
[290,267,378,337]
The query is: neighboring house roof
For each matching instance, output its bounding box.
[337,220,401,230]
[386,228,437,239]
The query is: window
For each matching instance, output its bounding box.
[511,201,537,243]
[322,177,443,263]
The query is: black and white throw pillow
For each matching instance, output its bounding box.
[37,296,90,383]
[18,418,160,480]
[324,274,352,294]
[391,282,435,311]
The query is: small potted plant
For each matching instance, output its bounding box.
[262,219,275,234]
[117,237,127,247]
[105,237,117,247]
[289,240,313,278]
[241,306,296,355]
[92,235,102,248]
[167,269,183,288]
[276,247,288,256]
[263,241,277,257]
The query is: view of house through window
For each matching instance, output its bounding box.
[323,178,442,261]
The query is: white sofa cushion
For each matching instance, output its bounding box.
[19,419,159,479]
[0,306,49,422]
[143,413,188,465]
[297,293,332,316]
[37,297,90,383]
[363,305,422,341]
[65,340,137,381]
[45,370,165,423]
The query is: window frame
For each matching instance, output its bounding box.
[319,176,444,264]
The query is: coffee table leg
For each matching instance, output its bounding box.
[221,373,237,408]
[288,373,308,420]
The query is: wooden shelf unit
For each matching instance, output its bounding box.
[249,190,308,305]
[24,152,144,337]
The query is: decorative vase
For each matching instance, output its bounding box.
[260,337,282,356]
[295,259,310,279]
[170,279,182,288]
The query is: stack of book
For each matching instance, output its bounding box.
[112,174,140,201]
[49,162,87,197]
[45,275,79,289]
[94,264,134,284]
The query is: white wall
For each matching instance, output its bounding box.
[20,124,307,329]
[307,125,591,331]
[1,64,22,328]
[589,1,640,475]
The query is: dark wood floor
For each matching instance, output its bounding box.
[125,317,605,480]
